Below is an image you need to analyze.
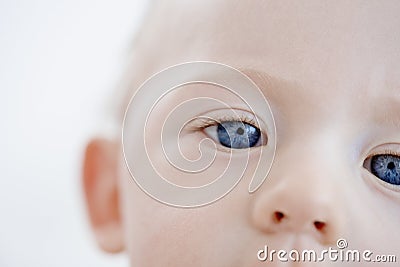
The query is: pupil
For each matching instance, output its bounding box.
[236,127,244,135]
[387,161,395,170]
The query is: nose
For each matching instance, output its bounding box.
[251,144,346,245]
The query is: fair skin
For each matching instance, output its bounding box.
[83,1,400,266]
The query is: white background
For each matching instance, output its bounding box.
[0,0,148,266]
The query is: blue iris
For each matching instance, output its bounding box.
[371,154,400,185]
[217,121,260,149]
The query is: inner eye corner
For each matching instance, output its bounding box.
[362,156,371,168]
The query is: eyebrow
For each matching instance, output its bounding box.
[238,67,400,128]
[369,95,400,128]
[238,68,293,89]
[236,67,311,112]
[237,68,303,103]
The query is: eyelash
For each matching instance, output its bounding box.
[368,149,400,159]
[187,114,259,132]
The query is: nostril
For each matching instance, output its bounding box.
[273,211,285,223]
[313,221,326,232]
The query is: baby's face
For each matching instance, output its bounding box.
[102,1,400,266]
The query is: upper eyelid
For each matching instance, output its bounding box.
[363,144,400,158]
[367,149,400,158]
[200,115,257,129]
[358,143,400,165]
[184,108,267,132]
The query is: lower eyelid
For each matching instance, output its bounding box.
[361,167,400,202]
[361,165,400,199]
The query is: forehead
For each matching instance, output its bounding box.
[138,0,400,87]
[130,0,400,109]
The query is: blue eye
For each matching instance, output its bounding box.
[370,154,400,185]
[216,121,261,149]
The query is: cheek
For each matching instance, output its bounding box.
[340,172,400,253]
[147,132,231,187]
[118,161,257,267]
[351,202,400,257]
[118,169,216,265]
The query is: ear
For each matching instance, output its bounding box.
[82,138,124,253]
